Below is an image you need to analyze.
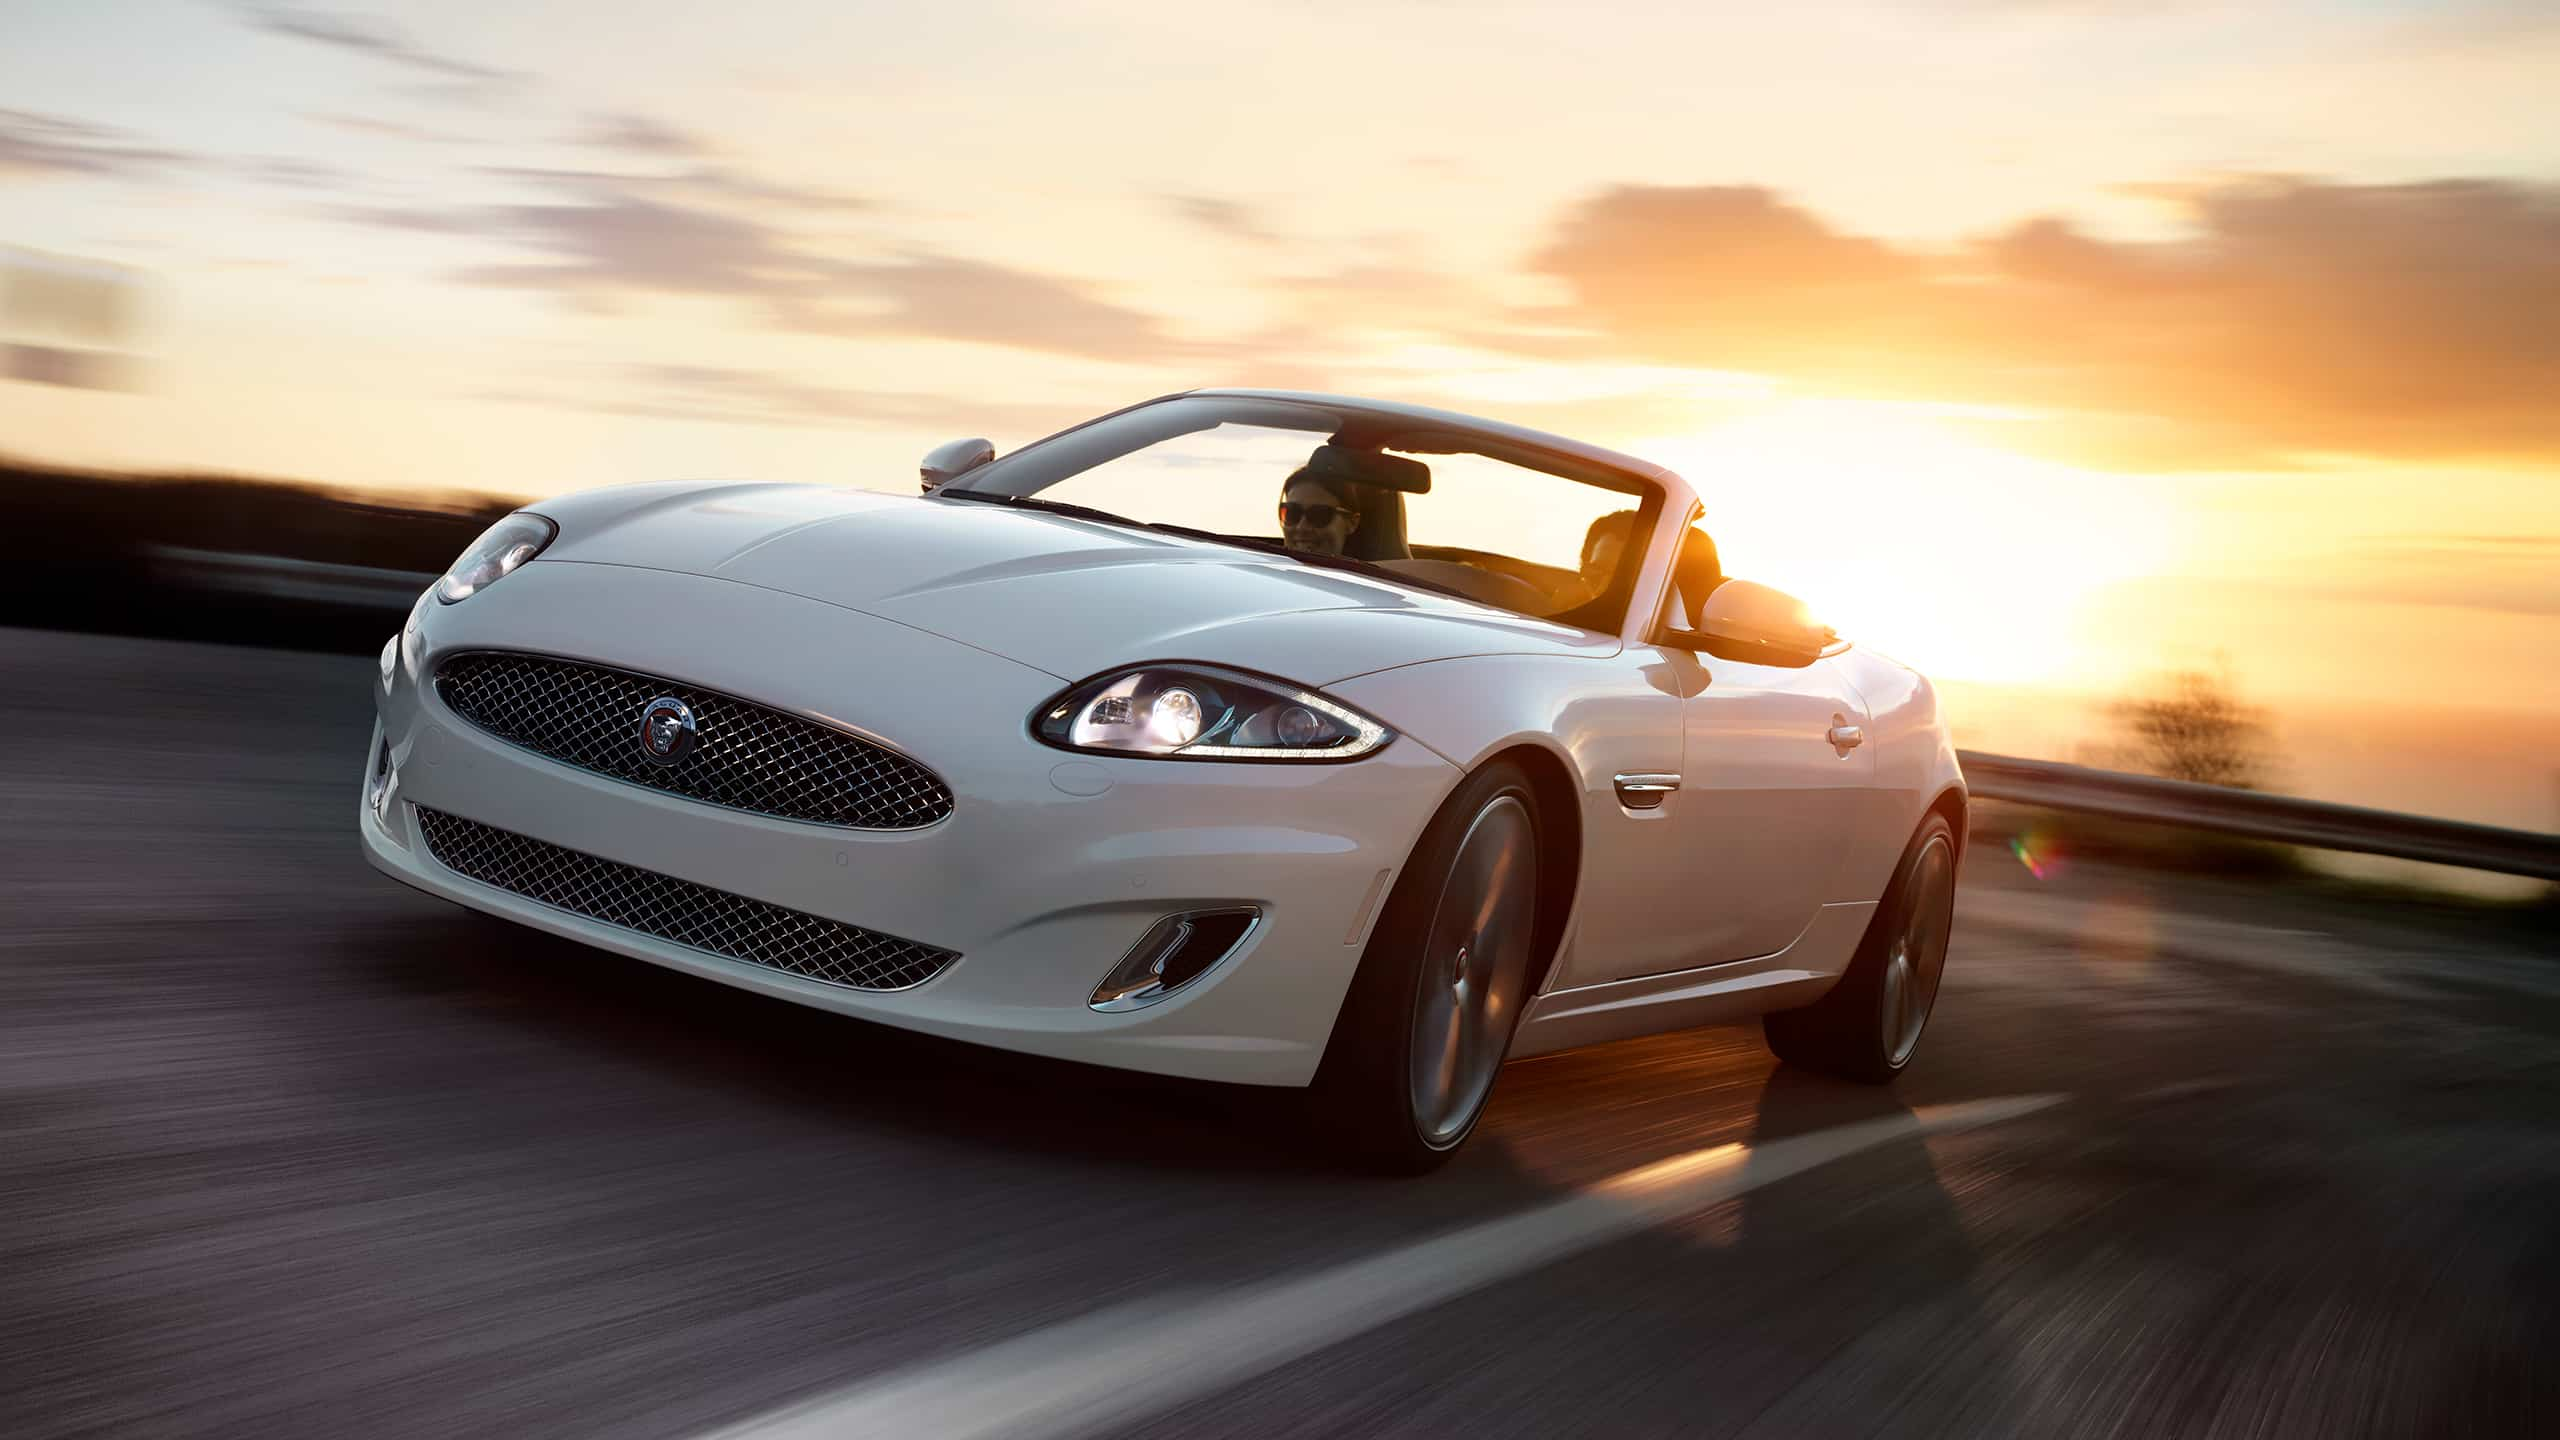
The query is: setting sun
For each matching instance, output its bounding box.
[1641,402,2173,689]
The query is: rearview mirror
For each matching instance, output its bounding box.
[1304,442,1432,494]
[920,437,995,491]
[1662,579,1844,668]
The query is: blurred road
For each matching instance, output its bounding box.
[3,625,2554,1439]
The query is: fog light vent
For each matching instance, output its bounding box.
[1089,907,1260,1012]
[366,732,395,814]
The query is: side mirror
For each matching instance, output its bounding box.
[920,437,995,492]
[1662,579,1844,668]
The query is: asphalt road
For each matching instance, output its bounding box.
[4,625,2554,1439]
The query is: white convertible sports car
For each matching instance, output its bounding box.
[361,390,1965,1169]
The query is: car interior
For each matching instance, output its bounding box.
[1303,439,1652,626]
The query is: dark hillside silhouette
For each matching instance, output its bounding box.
[0,460,515,652]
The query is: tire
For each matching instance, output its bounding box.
[1312,761,1542,1173]
[1764,811,1957,1084]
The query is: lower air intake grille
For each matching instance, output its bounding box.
[415,807,956,992]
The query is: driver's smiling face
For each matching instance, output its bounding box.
[1279,477,1361,556]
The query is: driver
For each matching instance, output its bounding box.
[1277,468,1364,556]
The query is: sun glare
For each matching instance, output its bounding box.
[1640,401,2173,688]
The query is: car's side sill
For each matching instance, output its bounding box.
[1509,901,1877,1059]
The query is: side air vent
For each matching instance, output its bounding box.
[1088,908,1260,1012]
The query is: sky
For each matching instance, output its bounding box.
[3,0,2557,793]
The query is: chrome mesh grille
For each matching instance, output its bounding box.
[415,807,957,992]
[434,652,952,830]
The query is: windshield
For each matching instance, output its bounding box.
[940,396,1661,630]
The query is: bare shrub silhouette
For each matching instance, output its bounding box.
[2107,666,2271,791]
[2029,664,2300,877]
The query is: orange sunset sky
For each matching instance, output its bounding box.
[4,2,2557,830]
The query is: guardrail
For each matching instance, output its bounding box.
[125,548,2556,881]
[1958,750,2560,882]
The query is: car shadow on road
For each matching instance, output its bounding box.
[1708,1064,2037,1433]
[348,901,1784,1235]
[355,908,1360,1179]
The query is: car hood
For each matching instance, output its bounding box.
[531,480,1615,683]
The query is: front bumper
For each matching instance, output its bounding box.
[359,560,1458,1086]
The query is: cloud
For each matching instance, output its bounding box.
[452,186,814,299]
[1166,195,1283,246]
[1529,177,2560,469]
[235,6,521,93]
[667,165,868,215]
[323,203,483,236]
[237,155,355,190]
[778,254,1184,362]
[2342,534,2560,617]
[2384,0,2560,54]
[619,364,937,424]
[330,159,863,298]
[483,161,867,215]
[0,108,191,181]
[578,113,702,157]
[480,362,1087,442]
[621,364,1087,437]
[2192,534,2560,621]
[304,110,470,145]
[331,167,1180,363]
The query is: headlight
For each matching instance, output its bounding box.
[435,512,555,604]
[1034,664,1391,761]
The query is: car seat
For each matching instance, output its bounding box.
[1342,485,1412,563]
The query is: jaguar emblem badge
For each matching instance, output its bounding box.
[638,696,697,767]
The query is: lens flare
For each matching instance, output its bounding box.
[2010,828,2066,881]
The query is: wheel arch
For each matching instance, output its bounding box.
[1476,741,1583,1000]
[1925,783,1970,862]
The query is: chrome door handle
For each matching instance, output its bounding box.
[1613,772,1680,809]
[1827,722,1864,755]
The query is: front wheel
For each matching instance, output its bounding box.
[1764,812,1957,1083]
[1313,762,1541,1173]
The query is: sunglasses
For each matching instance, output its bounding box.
[1278,502,1349,527]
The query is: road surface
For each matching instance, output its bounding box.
[3,626,2553,1438]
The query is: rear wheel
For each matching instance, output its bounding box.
[1764,812,1956,1083]
[1313,762,1541,1172]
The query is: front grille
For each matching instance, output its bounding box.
[434,652,953,830]
[415,807,958,992]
